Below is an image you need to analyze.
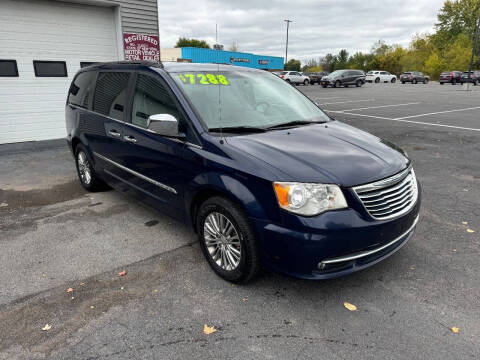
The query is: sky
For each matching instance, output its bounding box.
[157,0,446,63]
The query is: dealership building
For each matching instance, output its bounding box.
[162,47,284,71]
[0,0,159,144]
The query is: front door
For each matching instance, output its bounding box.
[119,72,199,218]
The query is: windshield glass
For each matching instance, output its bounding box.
[328,70,344,77]
[172,70,330,130]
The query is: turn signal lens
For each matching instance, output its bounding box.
[273,182,347,216]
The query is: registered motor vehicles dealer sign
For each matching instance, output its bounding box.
[123,33,160,61]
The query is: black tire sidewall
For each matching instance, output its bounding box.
[197,197,259,283]
[74,144,106,192]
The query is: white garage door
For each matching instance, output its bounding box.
[0,0,120,144]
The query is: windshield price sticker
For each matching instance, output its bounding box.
[178,73,229,85]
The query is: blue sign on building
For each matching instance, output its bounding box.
[180,47,284,70]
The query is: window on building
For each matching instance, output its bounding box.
[68,71,97,109]
[93,72,131,121]
[0,60,19,77]
[131,74,197,143]
[33,61,67,77]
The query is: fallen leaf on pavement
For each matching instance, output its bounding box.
[242,298,248,302]
[344,302,357,311]
[466,229,475,233]
[462,221,468,225]
[0,203,8,207]
[42,324,51,331]
[451,326,459,334]
[80,282,85,286]
[203,324,217,335]
[410,265,416,270]
[153,289,159,293]
[118,270,127,277]
[66,288,73,293]
[452,249,457,252]
[90,305,95,309]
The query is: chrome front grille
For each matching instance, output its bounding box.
[353,167,418,220]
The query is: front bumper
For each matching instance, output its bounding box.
[253,184,421,279]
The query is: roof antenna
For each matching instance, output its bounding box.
[216,23,223,143]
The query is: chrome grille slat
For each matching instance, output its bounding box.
[366,189,413,210]
[361,183,412,204]
[353,167,418,220]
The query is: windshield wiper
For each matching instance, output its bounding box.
[208,126,267,133]
[265,120,326,130]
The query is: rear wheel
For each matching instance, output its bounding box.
[402,81,405,84]
[197,196,261,283]
[474,79,478,86]
[375,77,380,83]
[286,79,291,84]
[334,80,341,88]
[321,84,327,88]
[440,82,444,85]
[74,144,108,192]
[452,79,456,85]
[391,78,396,83]
[355,80,362,87]
[423,78,428,84]
[412,79,418,84]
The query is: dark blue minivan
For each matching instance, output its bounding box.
[66,61,421,283]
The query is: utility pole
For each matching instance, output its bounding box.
[467,14,480,86]
[284,19,292,69]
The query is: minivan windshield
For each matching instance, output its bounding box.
[328,70,345,77]
[172,70,330,131]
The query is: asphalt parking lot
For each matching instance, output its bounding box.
[0,82,479,359]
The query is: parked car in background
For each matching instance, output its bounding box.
[366,70,397,83]
[66,61,420,283]
[439,71,463,85]
[280,71,310,85]
[303,71,329,85]
[460,71,480,85]
[321,70,365,88]
[400,72,429,84]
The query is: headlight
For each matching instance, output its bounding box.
[273,182,347,216]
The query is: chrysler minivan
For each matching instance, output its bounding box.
[66,61,421,283]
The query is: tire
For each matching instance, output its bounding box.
[423,78,428,84]
[402,81,405,84]
[197,196,261,283]
[355,80,362,87]
[334,80,341,88]
[412,79,417,84]
[74,144,108,192]
[303,79,309,86]
[452,79,456,85]
[321,84,327,88]
[391,78,396,83]
[474,80,478,86]
[285,79,291,84]
[375,77,380,83]
[440,82,444,85]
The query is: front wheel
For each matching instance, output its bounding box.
[197,196,261,283]
[452,79,456,85]
[391,78,396,83]
[412,79,418,84]
[355,80,362,87]
[375,77,380,83]
[321,84,327,88]
[334,80,341,88]
[423,78,429,84]
[303,79,309,86]
[474,79,478,86]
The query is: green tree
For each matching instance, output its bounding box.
[175,37,210,49]
[425,51,447,79]
[320,54,337,72]
[433,0,480,50]
[444,33,474,70]
[285,59,301,71]
[334,49,349,69]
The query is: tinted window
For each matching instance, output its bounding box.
[80,62,97,68]
[132,74,197,143]
[33,61,67,77]
[93,72,131,121]
[68,71,96,108]
[0,60,18,77]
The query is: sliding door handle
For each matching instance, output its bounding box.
[108,129,121,138]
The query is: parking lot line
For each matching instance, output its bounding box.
[313,96,345,100]
[330,111,480,132]
[331,102,421,112]
[396,106,480,120]
[320,99,375,105]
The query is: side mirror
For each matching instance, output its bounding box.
[147,114,179,137]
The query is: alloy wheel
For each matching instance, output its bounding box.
[77,151,92,185]
[203,212,241,271]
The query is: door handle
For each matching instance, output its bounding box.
[124,135,137,143]
[108,129,121,138]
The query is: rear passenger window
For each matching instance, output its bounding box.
[68,71,96,108]
[131,74,197,143]
[93,72,131,121]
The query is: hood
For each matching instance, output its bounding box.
[225,121,409,187]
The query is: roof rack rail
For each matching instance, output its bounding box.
[94,60,164,68]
